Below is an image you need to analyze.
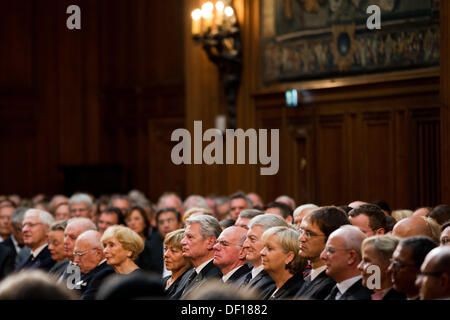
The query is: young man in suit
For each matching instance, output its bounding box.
[18,209,56,271]
[73,230,114,300]
[321,225,372,300]
[294,206,350,300]
[213,226,250,283]
[173,215,222,299]
[240,214,288,299]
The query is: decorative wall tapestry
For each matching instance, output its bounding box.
[261,0,440,83]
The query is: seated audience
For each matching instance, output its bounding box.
[163,229,192,297]
[358,235,405,299]
[371,200,391,215]
[292,204,318,228]
[68,193,94,219]
[48,220,69,277]
[0,245,14,280]
[264,201,293,224]
[219,219,235,230]
[275,195,296,211]
[261,226,305,299]
[125,206,149,240]
[108,195,131,216]
[348,204,387,236]
[413,206,432,217]
[101,225,144,275]
[214,196,230,221]
[392,215,440,243]
[387,236,437,300]
[2,207,30,268]
[54,203,70,221]
[183,278,260,300]
[391,209,413,222]
[97,207,124,235]
[229,192,252,221]
[234,209,263,230]
[428,204,450,225]
[247,192,264,211]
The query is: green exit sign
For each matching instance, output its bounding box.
[285,89,298,107]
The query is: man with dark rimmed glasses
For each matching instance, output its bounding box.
[387,236,437,300]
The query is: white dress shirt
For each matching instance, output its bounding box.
[335,275,362,300]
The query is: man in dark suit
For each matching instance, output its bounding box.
[294,206,350,300]
[213,226,251,283]
[172,215,222,299]
[73,230,114,300]
[1,207,30,268]
[240,214,289,299]
[321,225,372,300]
[136,208,182,276]
[0,244,14,280]
[17,209,56,271]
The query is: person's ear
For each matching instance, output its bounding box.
[348,249,359,265]
[206,236,216,250]
[285,251,294,265]
[238,245,247,260]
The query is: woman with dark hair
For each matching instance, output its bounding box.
[125,206,150,241]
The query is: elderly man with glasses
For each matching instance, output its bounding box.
[72,230,114,300]
[213,226,250,284]
[321,225,372,300]
[294,206,350,300]
[17,209,56,271]
[387,236,437,300]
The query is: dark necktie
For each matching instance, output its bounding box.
[18,244,24,248]
[243,272,252,285]
[327,285,340,300]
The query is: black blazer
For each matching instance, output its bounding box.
[225,263,252,283]
[247,269,276,299]
[163,269,191,298]
[0,244,14,280]
[325,278,373,300]
[294,270,336,300]
[176,260,223,299]
[382,288,407,300]
[16,244,55,271]
[135,233,164,275]
[80,261,115,300]
[268,272,305,300]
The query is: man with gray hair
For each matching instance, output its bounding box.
[293,204,318,227]
[157,192,184,215]
[172,215,222,299]
[240,214,288,298]
[1,207,31,268]
[183,194,210,212]
[321,225,372,300]
[229,191,253,221]
[235,209,264,230]
[68,193,94,219]
[17,209,55,271]
[275,195,296,210]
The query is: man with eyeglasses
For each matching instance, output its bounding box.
[294,206,350,300]
[387,236,437,300]
[72,230,114,300]
[213,226,250,283]
[415,246,450,300]
[17,209,56,271]
[321,225,372,300]
[173,215,222,299]
[68,193,94,219]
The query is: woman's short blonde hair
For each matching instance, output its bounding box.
[101,225,144,260]
[261,226,306,274]
[164,228,185,250]
[391,209,413,222]
[361,234,399,264]
[182,207,213,226]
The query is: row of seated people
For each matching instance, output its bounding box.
[0,192,449,300]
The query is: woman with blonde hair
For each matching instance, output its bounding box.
[260,226,306,299]
[163,229,192,297]
[101,225,144,274]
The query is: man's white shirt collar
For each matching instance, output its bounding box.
[336,275,362,299]
[309,265,327,281]
[195,258,214,274]
[31,243,48,258]
[222,265,244,283]
[251,265,264,279]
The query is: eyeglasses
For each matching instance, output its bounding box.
[22,222,43,229]
[214,240,242,248]
[441,237,449,246]
[324,246,350,255]
[73,248,98,257]
[417,271,444,278]
[389,259,417,270]
[298,228,325,239]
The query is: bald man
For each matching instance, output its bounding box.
[213,226,250,284]
[415,246,450,300]
[73,230,114,300]
[392,216,434,239]
[321,225,372,300]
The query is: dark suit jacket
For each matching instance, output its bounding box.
[268,272,304,300]
[49,260,70,278]
[325,278,373,300]
[80,261,115,300]
[163,269,191,298]
[247,269,276,299]
[294,269,336,300]
[16,244,55,271]
[135,233,164,275]
[225,263,252,283]
[382,288,407,300]
[0,244,14,280]
[174,260,223,299]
